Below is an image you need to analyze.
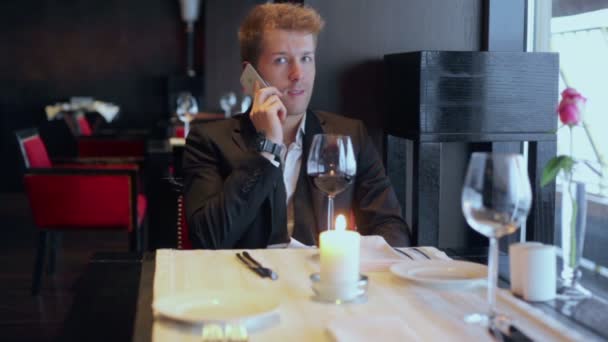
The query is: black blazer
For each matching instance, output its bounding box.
[183,110,410,249]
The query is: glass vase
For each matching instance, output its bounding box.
[558,180,591,299]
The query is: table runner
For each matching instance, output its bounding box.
[151,248,586,341]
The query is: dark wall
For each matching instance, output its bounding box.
[307,0,482,142]
[306,0,483,247]
[1,0,193,192]
[203,0,264,112]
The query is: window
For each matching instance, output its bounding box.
[552,9,608,197]
[531,0,608,287]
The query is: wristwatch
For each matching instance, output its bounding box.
[254,131,283,160]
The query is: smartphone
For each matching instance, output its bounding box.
[240,63,268,96]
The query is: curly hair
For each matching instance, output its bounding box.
[238,3,325,65]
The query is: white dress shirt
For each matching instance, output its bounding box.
[259,114,306,238]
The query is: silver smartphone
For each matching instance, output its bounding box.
[240,63,268,96]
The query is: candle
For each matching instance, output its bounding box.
[319,214,361,299]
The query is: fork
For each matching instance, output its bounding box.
[392,248,414,260]
[411,247,431,260]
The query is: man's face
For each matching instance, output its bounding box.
[255,29,316,117]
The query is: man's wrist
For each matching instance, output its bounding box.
[254,131,283,159]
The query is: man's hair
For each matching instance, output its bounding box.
[238,3,325,65]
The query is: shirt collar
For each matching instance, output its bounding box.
[294,112,306,147]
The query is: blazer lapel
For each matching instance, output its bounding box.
[292,111,326,245]
[231,113,256,153]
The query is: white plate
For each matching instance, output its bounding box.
[153,291,280,326]
[390,260,487,287]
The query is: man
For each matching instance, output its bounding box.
[183,3,410,249]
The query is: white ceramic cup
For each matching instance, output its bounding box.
[521,244,557,302]
[509,242,543,297]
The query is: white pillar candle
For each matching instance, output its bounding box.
[320,215,361,298]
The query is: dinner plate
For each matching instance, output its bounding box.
[153,291,280,326]
[390,260,487,287]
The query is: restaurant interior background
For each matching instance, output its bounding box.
[0,0,607,340]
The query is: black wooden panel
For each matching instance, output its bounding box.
[384,51,559,137]
[415,142,441,246]
[306,0,482,153]
[386,135,408,219]
[528,140,557,244]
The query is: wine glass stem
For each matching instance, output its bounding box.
[327,195,334,230]
[488,237,498,319]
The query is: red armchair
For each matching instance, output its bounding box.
[16,128,147,295]
[72,113,147,159]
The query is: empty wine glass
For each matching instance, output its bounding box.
[461,152,532,326]
[307,134,357,231]
[220,92,237,117]
[176,92,198,137]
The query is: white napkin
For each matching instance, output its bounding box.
[268,237,315,249]
[360,236,408,271]
[287,237,314,249]
[327,316,424,342]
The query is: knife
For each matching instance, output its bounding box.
[243,251,278,280]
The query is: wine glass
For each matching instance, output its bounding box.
[176,92,198,137]
[307,134,357,231]
[220,92,237,117]
[461,152,532,326]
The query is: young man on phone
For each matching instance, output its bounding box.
[183,3,410,249]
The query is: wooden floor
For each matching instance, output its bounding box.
[0,193,130,342]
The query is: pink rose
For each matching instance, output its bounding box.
[557,87,586,126]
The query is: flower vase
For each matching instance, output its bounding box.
[558,180,591,299]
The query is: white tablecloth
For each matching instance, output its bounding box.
[151,247,585,341]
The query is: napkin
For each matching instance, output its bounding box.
[268,237,314,249]
[360,236,407,271]
[327,316,424,342]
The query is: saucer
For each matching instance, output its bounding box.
[310,273,368,304]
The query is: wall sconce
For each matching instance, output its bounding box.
[178,0,202,76]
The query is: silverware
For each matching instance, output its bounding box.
[411,247,431,260]
[243,251,278,280]
[508,323,533,342]
[393,248,413,260]
[487,325,506,342]
[236,252,278,280]
[236,253,265,278]
[487,322,533,342]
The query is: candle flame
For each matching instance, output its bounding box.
[335,214,347,231]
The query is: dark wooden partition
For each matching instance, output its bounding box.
[384,51,559,248]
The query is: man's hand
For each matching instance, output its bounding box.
[250,81,287,144]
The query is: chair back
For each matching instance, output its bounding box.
[75,113,93,136]
[177,194,192,249]
[16,129,52,168]
[168,177,192,249]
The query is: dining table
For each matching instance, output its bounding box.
[59,243,607,341]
